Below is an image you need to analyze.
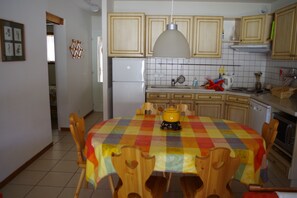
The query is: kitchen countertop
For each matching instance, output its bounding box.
[146,86,297,117]
[251,94,297,117]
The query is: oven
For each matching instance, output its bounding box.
[273,112,297,160]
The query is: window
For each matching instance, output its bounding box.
[47,35,55,62]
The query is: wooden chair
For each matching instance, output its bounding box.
[243,184,297,198]
[136,102,158,115]
[69,113,114,198]
[175,104,195,116]
[180,147,241,198]
[69,113,87,198]
[111,146,167,198]
[262,119,279,155]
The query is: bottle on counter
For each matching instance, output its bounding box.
[192,77,198,88]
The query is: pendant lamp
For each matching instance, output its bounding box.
[153,0,190,58]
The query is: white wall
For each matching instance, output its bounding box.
[0,0,95,183]
[0,0,52,182]
[47,0,94,127]
[114,1,272,16]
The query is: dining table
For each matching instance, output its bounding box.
[85,115,267,188]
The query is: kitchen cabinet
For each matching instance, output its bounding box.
[146,92,195,111]
[192,16,223,58]
[272,3,297,59]
[195,94,225,118]
[108,13,145,57]
[224,94,249,125]
[240,14,272,44]
[145,16,169,57]
[146,15,193,57]
[172,16,193,55]
[171,93,195,110]
[146,92,170,111]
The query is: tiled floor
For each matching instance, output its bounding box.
[0,112,291,198]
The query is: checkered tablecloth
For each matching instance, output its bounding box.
[85,115,266,188]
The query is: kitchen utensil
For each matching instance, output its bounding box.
[222,75,234,90]
[161,106,181,130]
[255,72,262,91]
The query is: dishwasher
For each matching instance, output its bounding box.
[249,99,272,134]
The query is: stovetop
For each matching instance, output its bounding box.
[228,87,270,95]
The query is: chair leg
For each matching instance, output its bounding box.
[108,175,115,195]
[75,168,86,198]
[165,172,172,192]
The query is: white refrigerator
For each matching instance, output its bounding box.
[112,58,146,117]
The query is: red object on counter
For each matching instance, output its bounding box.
[205,79,224,91]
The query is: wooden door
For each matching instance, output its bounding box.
[193,16,223,58]
[108,13,145,57]
[172,16,193,55]
[272,4,297,59]
[195,101,224,119]
[240,15,265,43]
[145,16,169,57]
[225,103,249,125]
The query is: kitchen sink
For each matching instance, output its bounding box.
[150,85,192,89]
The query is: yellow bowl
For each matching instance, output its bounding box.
[162,106,180,122]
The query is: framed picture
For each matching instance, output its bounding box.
[0,19,25,61]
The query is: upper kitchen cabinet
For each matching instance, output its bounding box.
[240,14,272,44]
[108,13,145,57]
[172,16,193,55]
[272,3,297,59]
[193,16,223,58]
[145,16,169,57]
[146,15,193,57]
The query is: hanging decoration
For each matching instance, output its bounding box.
[69,39,83,59]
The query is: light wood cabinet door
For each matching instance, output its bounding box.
[193,16,223,58]
[272,4,297,59]
[172,16,193,55]
[240,14,272,43]
[195,101,224,119]
[225,102,249,125]
[145,16,169,57]
[108,13,145,57]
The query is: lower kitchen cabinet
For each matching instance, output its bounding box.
[224,94,249,125]
[171,100,195,111]
[195,93,225,118]
[195,101,224,119]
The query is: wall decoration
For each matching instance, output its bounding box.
[0,19,25,61]
[69,39,83,59]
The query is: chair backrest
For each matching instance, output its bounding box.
[261,119,279,155]
[175,104,195,116]
[111,146,155,198]
[136,102,158,115]
[69,112,86,165]
[194,147,240,198]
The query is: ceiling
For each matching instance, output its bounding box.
[74,0,277,12]
[119,0,277,3]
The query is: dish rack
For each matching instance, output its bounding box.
[271,87,297,99]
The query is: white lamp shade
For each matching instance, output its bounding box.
[153,24,190,58]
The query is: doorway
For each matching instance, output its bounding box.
[46,12,64,130]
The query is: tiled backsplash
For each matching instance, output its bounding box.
[146,43,297,88]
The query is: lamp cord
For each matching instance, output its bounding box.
[170,0,174,23]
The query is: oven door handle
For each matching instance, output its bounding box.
[285,124,295,144]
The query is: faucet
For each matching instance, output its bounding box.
[171,79,176,86]
[171,75,185,86]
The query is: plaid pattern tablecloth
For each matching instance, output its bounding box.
[85,115,266,188]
